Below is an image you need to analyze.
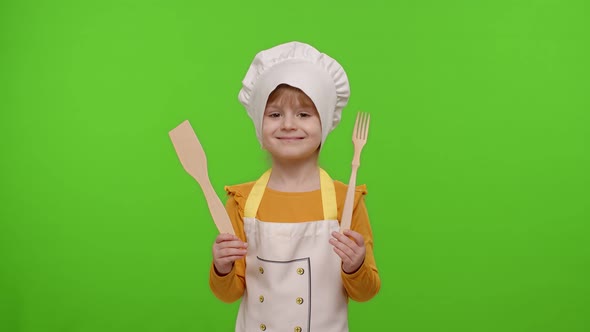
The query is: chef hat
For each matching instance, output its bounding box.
[238,41,350,147]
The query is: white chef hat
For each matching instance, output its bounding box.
[238,41,350,147]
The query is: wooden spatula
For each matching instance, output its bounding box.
[169,120,235,235]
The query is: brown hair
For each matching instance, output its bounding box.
[266,84,317,109]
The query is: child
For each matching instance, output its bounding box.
[209,41,380,332]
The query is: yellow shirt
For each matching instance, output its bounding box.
[209,180,381,303]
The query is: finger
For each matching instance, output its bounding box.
[333,244,364,274]
[216,246,247,255]
[218,254,247,263]
[333,246,360,274]
[215,233,240,243]
[329,237,355,262]
[343,230,365,247]
[215,240,248,250]
[331,231,357,249]
[331,231,362,254]
[215,247,247,260]
[332,246,352,264]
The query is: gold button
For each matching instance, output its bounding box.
[260,323,266,331]
[296,297,304,305]
[294,327,302,332]
[259,267,264,274]
[259,295,264,303]
[296,268,304,275]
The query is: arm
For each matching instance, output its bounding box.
[337,191,381,302]
[209,194,247,303]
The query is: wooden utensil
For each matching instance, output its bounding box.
[340,112,370,232]
[169,120,235,235]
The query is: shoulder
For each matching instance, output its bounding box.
[333,180,368,208]
[224,181,256,199]
[333,180,368,196]
[224,181,256,209]
[224,181,255,196]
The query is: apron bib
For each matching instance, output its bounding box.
[235,169,348,332]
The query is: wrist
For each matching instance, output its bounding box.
[214,262,233,276]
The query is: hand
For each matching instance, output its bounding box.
[212,233,248,276]
[330,230,366,274]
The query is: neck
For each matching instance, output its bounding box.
[267,156,320,192]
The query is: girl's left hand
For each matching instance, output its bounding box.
[330,230,366,274]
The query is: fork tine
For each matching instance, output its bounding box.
[352,112,371,140]
[353,112,360,139]
[364,113,370,140]
[356,112,368,140]
[360,112,365,138]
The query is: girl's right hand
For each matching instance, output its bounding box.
[212,233,248,276]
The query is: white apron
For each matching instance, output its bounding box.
[236,169,348,332]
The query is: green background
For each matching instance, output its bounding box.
[1,0,589,331]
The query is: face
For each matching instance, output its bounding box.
[261,94,322,163]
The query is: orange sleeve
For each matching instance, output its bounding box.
[208,186,249,303]
[339,186,381,302]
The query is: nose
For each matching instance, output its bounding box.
[281,114,296,130]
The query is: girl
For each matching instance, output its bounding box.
[209,41,380,332]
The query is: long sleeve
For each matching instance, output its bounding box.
[340,191,381,302]
[208,193,247,303]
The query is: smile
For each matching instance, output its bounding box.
[277,137,304,140]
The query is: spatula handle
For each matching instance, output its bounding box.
[197,176,236,235]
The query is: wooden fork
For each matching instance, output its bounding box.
[169,120,235,235]
[340,112,370,232]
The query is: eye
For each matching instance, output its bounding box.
[267,112,281,118]
[297,112,311,118]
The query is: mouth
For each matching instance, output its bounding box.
[277,137,304,141]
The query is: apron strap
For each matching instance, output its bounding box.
[244,168,338,221]
[319,168,337,220]
[244,169,271,218]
